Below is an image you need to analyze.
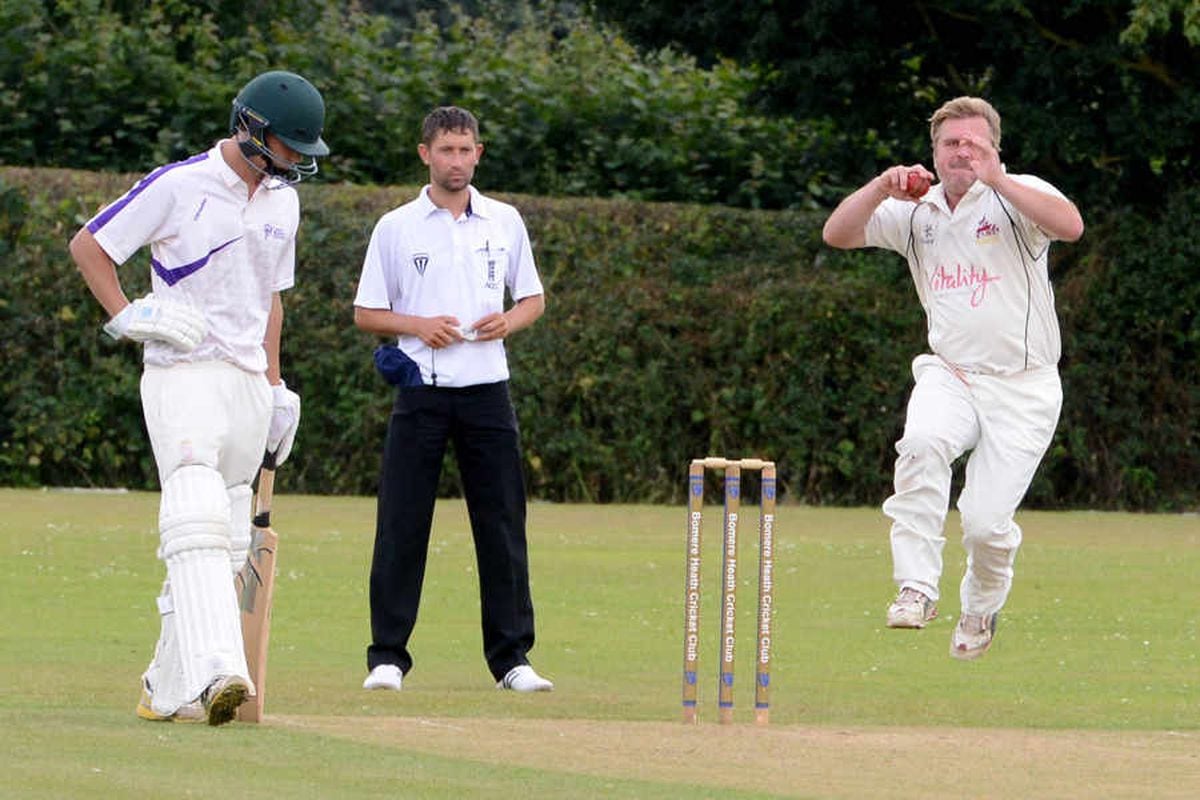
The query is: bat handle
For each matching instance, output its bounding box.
[254,449,278,524]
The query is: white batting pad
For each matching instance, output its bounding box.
[227,483,253,575]
[142,579,190,716]
[157,465,251,708]
[159,464,232,560]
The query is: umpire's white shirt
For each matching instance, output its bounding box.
[354,185,544,388]
[86,141,298,374]
[865,172,1068,375]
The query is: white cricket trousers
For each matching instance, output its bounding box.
[883,355,1061,615]
[140,361,271,713]
[142,361,271,487]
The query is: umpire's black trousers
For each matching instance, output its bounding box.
[367,380,536,681]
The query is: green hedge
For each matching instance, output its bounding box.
[1,167,1196,510]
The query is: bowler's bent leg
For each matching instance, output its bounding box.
[957,368,1062,615]
[883,358,979,602]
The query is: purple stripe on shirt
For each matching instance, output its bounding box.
[86,151,210,233]
[152,235,242,286]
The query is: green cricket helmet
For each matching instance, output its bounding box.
[230,70,329,184]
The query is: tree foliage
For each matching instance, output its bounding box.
[0,0,833,208]
[589,0,1200,214]
[10,1,1196,214]
[2,2,1196,508]
[1122,0,1200,45]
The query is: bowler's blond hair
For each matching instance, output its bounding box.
[929,96,1002,150]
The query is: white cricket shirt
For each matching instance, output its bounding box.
[865,172,1067,375]
[87,141,298,373]
[354,185,544,388]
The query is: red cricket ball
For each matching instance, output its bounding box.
[905,173,931,199]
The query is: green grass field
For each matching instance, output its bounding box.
[2,487,1197,798]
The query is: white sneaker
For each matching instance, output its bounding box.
[497,665,553,692]
[886,587,938,628]
[950,612,998,660]
[363,664,403,691]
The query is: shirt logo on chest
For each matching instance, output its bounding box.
[930,263,1002,308]
[262,223,288,241]
[478,241,502,290]
[413,252,429,276]
[975,216,1001,244]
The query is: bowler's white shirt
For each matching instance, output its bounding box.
[354,185,544,387]
[87,141,297,373]
[865,173,1067,375]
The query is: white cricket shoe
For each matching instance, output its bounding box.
[201,675,250,726]
[363,664,404,691]
[950,612,998,660]
[497,665,554,692]
[886,587,938,628]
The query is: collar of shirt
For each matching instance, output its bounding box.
[209,138,259,196]
[213,138,294,198]
[417,184,495,221]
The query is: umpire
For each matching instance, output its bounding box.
[353,106,552,693]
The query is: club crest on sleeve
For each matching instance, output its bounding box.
[413,253,429,276]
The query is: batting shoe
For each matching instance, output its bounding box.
[363,664,404,691]
[201,675,250,726]
[497,665,554,693]
[135,685,204,723]
[886,587,938,628]
[950,612,998,660]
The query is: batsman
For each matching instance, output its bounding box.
[69,70,329,724]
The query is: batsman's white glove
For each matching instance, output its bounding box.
[103,294,207,351]
[267,380,301,465]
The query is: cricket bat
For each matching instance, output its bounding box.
[235,450,279,723]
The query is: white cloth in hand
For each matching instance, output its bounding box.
[267,381,301,465]
[103,294,207,351]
